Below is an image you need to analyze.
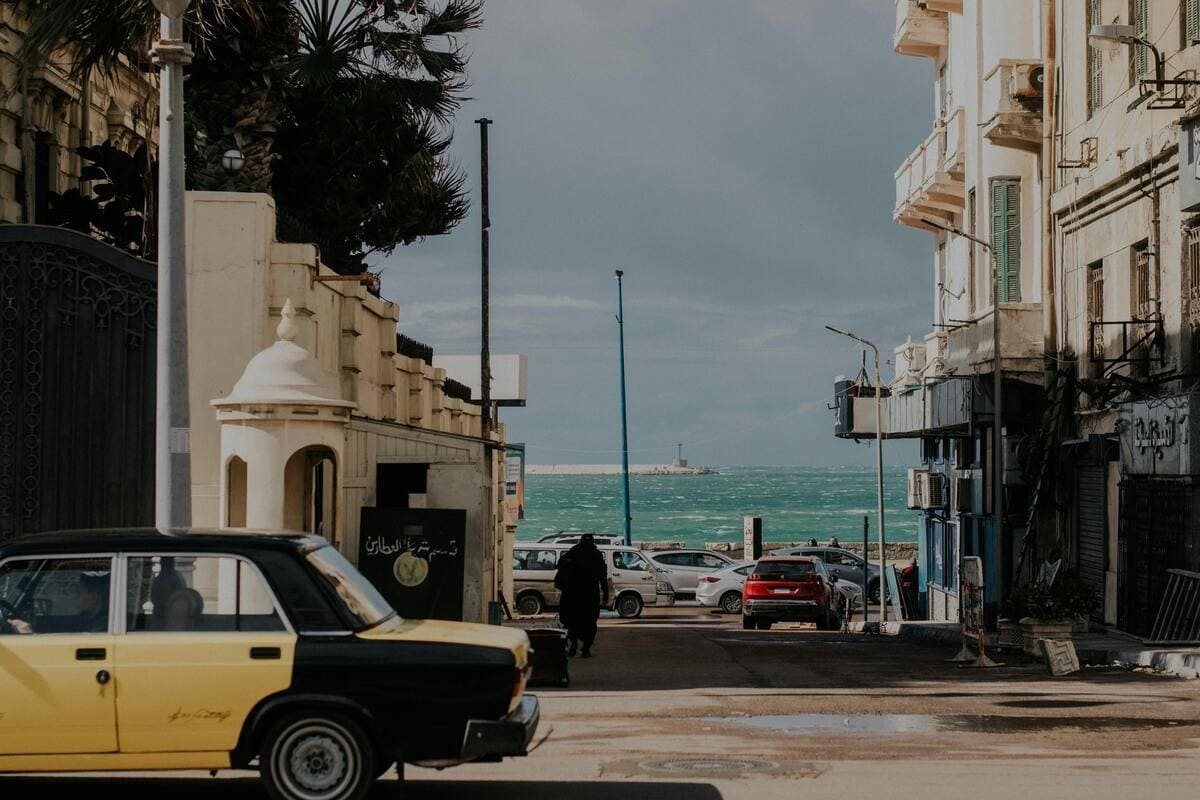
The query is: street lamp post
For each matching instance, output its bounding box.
[616,271,632,547]
[825,325,887,624]
[151,0,193,529]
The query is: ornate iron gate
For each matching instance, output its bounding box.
[0,225,156,541]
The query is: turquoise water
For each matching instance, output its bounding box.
[518,466,916,547]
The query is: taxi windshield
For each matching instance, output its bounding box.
[306,545,396,629]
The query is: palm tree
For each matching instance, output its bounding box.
[273,0,481,272]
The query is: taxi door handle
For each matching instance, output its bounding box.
[250,647,281,660]
[76,647,106,661]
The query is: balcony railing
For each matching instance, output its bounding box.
[895,0,949,59]
[945,304,1044,379]
[925,0,963,12]
[1089,319,1165,377]
[894,108,966,229]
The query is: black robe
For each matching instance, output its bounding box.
[555,542,608,645]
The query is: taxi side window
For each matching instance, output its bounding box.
[126,555,285,633]
[514,549,558,571]
[0,557,113,635]
[614,551,648,571]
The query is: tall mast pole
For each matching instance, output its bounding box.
[476,118,493,434]
[616,271,632,546]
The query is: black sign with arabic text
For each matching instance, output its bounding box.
[357,507,467,621]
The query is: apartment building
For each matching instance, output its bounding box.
[835,1,1200,637]
[836,0,1051,622]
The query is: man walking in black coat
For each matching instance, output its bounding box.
[555,534,609,657]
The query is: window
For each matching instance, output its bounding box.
[515,548,560,571]
[1188,0,1200,47]
[306,545,393,628]
[653,553,695,567]
[125,555,286,633]
[1132,241,1152,318]
[1089,0,1104,115]
[697,554,730,570]
[1131,0,1149,87]
[938,62,950,119]
[824,550,859,568]
[1089,260,1106,360]
[990,179,1021,303]
[735,565,756,576]
[754,561,816,580]
[0,557,113,635]
[613,551,649,571]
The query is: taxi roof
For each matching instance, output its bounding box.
[0,527,329,557]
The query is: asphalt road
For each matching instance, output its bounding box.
[5,609,1200,799]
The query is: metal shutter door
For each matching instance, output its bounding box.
[1076,465,1107,603]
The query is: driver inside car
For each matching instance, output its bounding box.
[4,571,109,635]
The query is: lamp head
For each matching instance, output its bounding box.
[1089,24,1138,52]
[221,148,246,173]
[151,0,191,19]
[615,270,624,278]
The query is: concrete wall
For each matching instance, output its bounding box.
[187,191,507,623]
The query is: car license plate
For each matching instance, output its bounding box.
[772,588,792,595]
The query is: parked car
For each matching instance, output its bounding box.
[742,556,842,631]
[696,560,757,613]
[646,549,735,598]
[535,532,625,546]
[0,528,538,800]
[700,558,862,618]
[512,544,674,618]
[770,545,882,603]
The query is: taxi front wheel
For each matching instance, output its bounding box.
[261,712,377,800]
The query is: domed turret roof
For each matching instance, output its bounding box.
[213,299,355,409]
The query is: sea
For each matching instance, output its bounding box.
[517,466,916,548]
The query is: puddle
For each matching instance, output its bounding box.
[706,713,1200,736]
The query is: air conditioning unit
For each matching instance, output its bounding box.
[1011,63,1045,101]
[921,472,948,509]
[906,468,928,509]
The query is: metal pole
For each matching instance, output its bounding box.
[616,271,632,546]
[824,325,886,624]
[476,118,492,434]
[873,343,887,625]
[152,9,193,529]
[863,514,870,625]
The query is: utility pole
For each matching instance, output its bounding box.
[616,271,632,547]
[476,117,493,434]
[151,0,193,529]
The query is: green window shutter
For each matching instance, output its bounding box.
[991,179,1021,304]
[1133,0,1149,82]
[1088,0,1103,114]
[1189,0,1200,44]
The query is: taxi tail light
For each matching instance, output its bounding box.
[512,662,532,702]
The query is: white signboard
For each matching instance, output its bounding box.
[433,354,528,406]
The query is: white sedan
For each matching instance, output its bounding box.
[697,559,863,617]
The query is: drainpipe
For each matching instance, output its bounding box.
[1042,0,1057,371]
[20,71,33,223]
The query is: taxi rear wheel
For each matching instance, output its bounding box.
[261,713,377,800]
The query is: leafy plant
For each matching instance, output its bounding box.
[1010,571,1099,622]
[47,142,155,257]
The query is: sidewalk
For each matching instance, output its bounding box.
[847,618,1200,678]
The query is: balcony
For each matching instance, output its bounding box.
[925,0,963,12]
[894,107,966,230]
[886,378,976,439]
[945,304,1044,379]
[895,0,949,59]
[982,60,1044,153]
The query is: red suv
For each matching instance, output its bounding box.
[742,556,841,631]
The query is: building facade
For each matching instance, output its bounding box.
[0,7,157,223]
[836,1,1200,638]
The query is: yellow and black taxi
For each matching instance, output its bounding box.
[0,528,539,800]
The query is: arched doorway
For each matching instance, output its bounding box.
[226,456,248,527]
[283,446,338,538]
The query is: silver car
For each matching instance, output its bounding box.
[647,549,736,598]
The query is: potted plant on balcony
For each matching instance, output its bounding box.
[1016,573,1099,657]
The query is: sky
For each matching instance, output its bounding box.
[374,1,933,467]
